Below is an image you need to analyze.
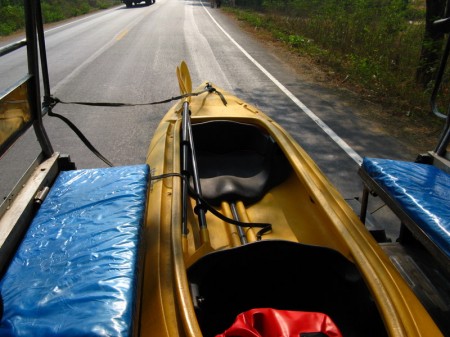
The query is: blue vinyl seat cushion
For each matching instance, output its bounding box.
[362,158,450,259]
[0,164,149,337]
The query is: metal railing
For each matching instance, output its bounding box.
[0,0,53,158]
[430,18,450,157]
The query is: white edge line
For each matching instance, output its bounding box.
[201,3,363,166]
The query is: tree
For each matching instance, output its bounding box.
[416,0,448,87]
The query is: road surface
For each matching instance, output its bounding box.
[0,0,416,238]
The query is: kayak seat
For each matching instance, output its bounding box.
[359,158,450,274]
[191,121,291,206]
[0,164,149,337]
[188,240,387,337]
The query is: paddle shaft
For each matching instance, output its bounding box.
[181,102,208,233]
[230,202,248,245]
[181,102,190,235]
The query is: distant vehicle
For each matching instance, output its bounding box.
[210,0,221,8]
[123,0,154,7]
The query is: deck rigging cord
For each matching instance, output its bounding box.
[43,84,227,167]
[47,83,227,108]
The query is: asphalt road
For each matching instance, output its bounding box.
[1,0,417,238]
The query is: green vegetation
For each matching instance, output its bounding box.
[225,0,447,127]
[0,0,121,36]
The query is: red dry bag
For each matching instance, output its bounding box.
[216,308,343,337]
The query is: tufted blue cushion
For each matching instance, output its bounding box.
[0,164,149,337]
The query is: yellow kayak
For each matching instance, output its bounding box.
[141,62,443,337]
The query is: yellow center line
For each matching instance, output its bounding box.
[115,29,129,41]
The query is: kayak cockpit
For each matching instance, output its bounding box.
[188,240,387,337]
[181,113,355,254]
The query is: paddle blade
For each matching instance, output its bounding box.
[177,66,186,95]
[180,61,192,94]
[177,61,192,102]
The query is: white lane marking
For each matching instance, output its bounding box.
[200,2,363,165]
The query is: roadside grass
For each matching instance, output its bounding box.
[0,5,24,36]
[223,2,447,151]
[0,0,121,36]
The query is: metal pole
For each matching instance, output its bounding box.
[36,0,51,100]
[24,0,53,157]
